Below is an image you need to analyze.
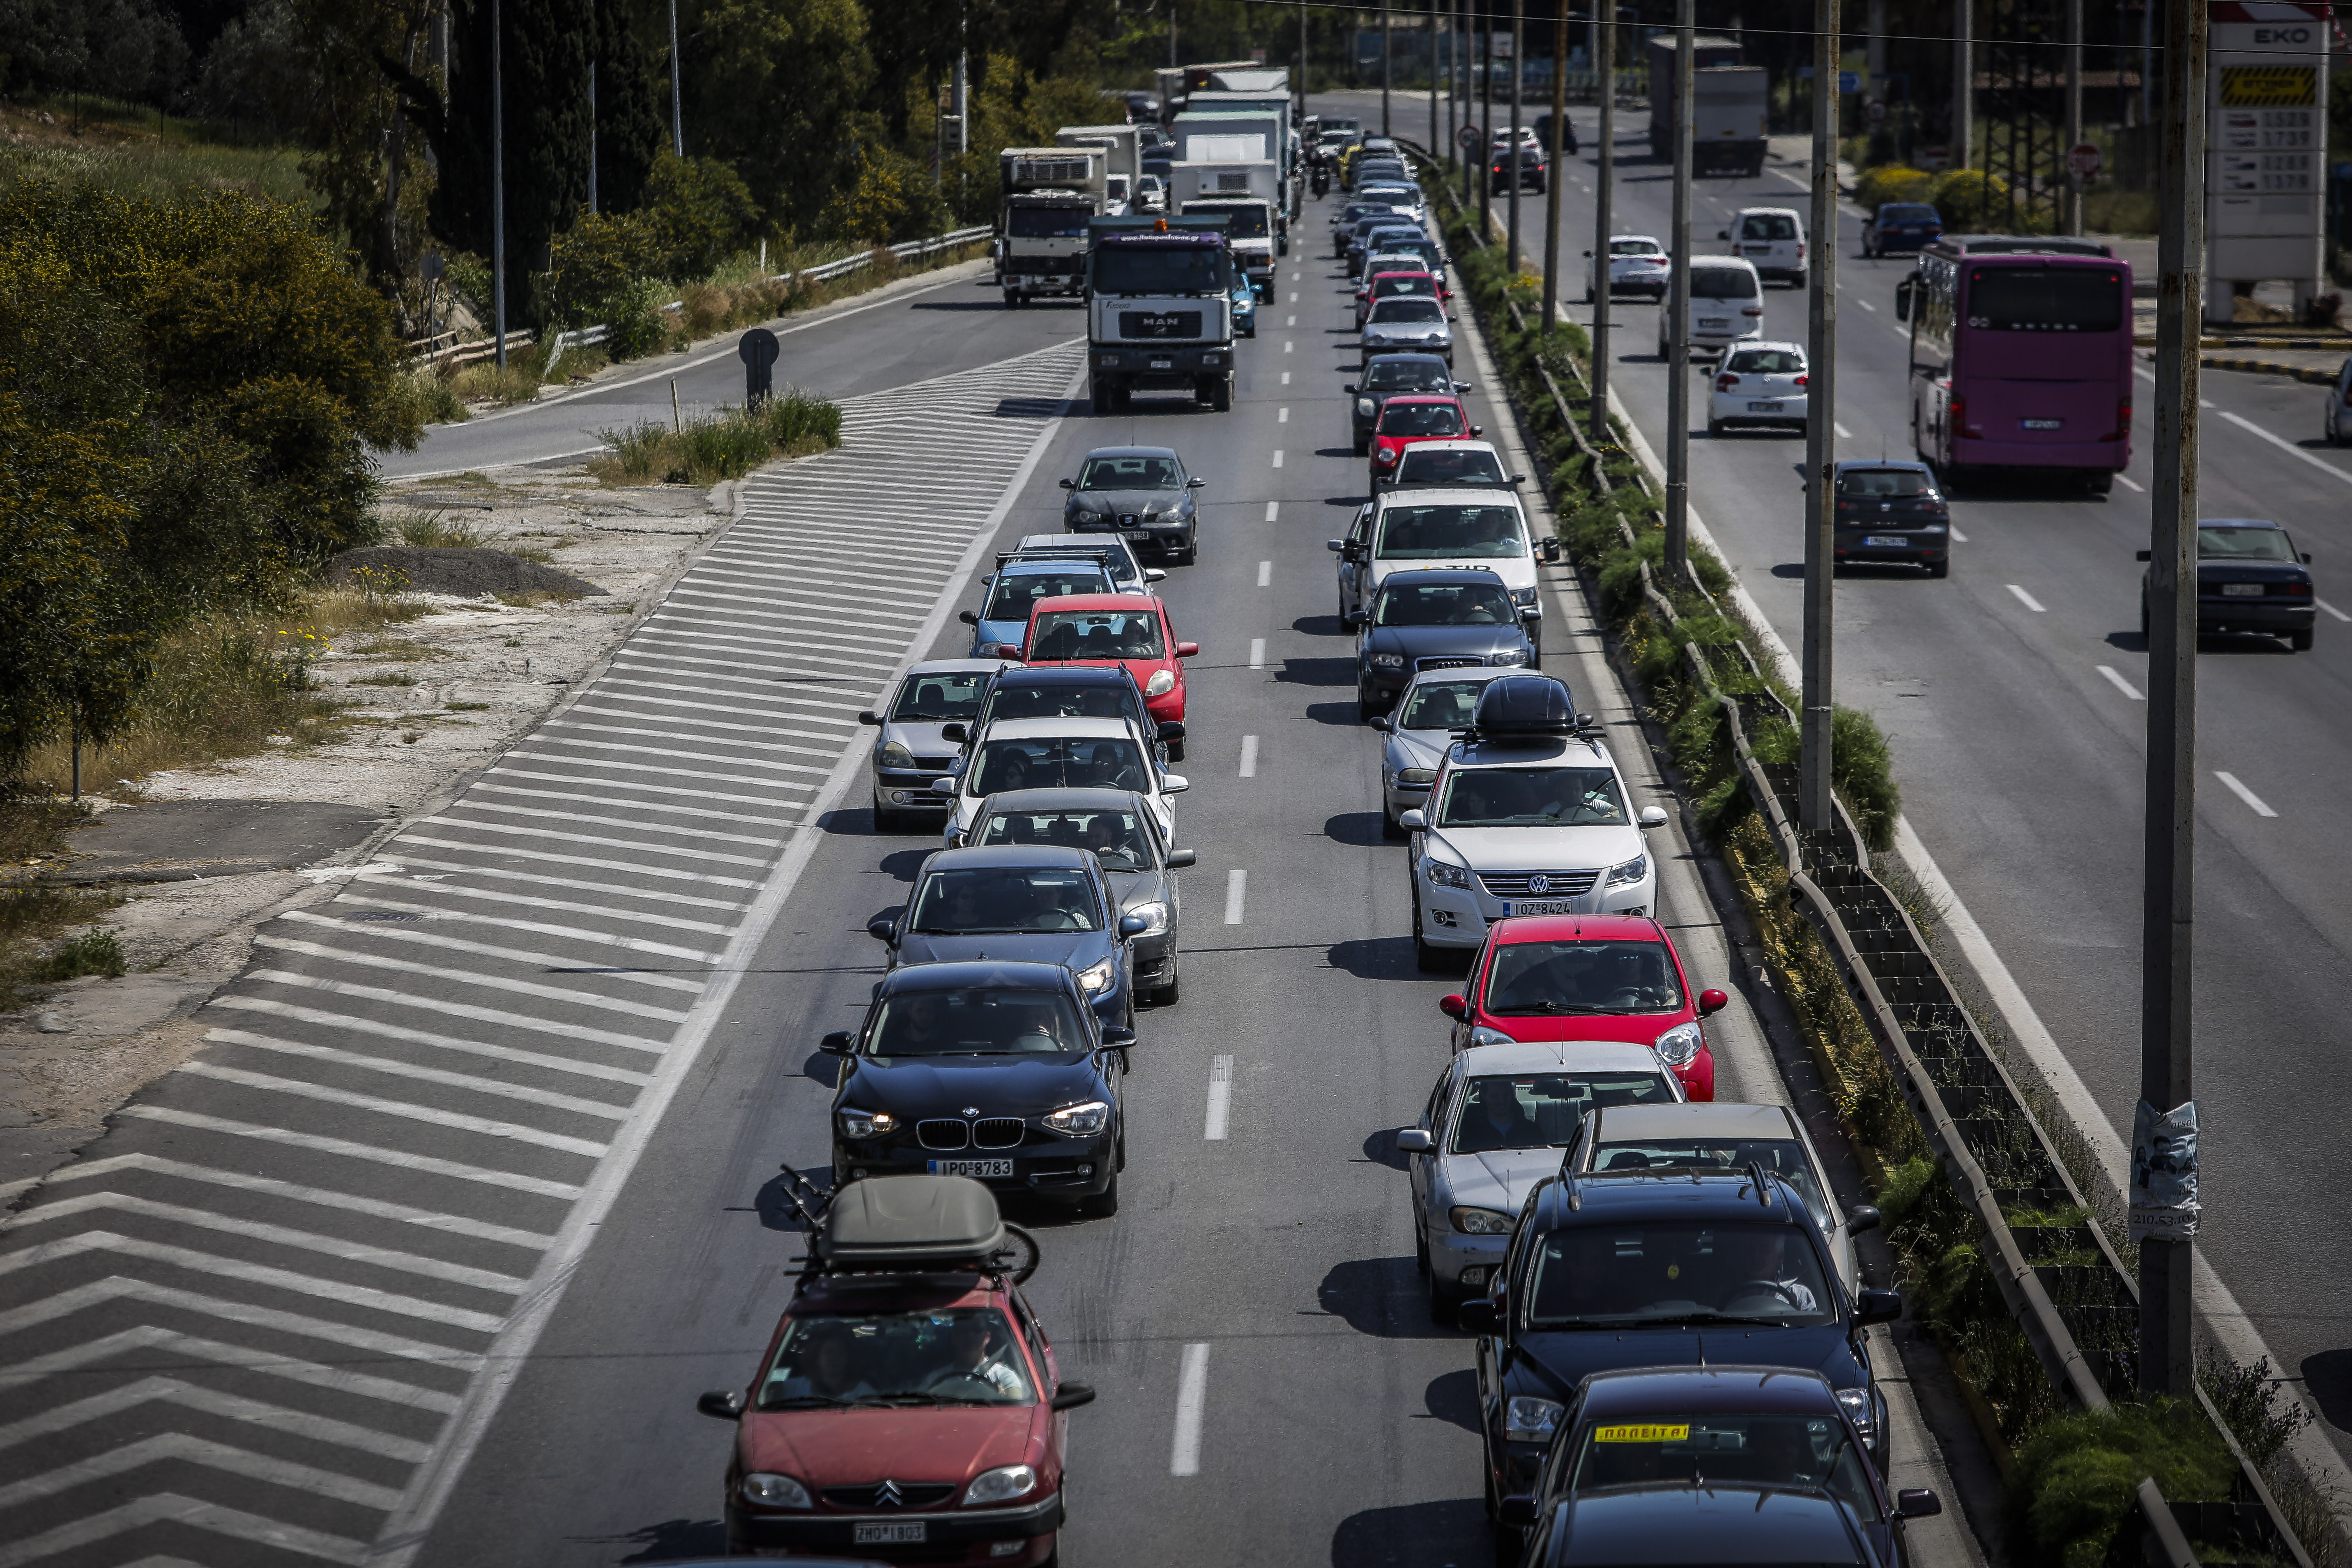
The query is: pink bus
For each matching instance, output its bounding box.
[1896,237,2134,494]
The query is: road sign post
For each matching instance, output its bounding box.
[738,327,780,408]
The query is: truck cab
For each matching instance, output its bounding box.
[1085,217,1237,415]
[998,147,1106,306]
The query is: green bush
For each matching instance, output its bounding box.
[1854,165,1935,214]
[1830,705,1901,852]
[2013,1401,2237,1568]
[24,928,128,983]
[1931,168,2013,232]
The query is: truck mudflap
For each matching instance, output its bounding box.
[1088,343,1236,412]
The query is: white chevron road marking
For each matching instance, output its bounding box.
[0,1278,485,1371]
[249,937,697,1020]
[205,996,654,1089]
[0,1377,433,1463]
[238,971,674,1053]
[0,1234,506,1334]
[202,1029,635,1121]
[172,1064,611,1159]
[0,1326,461,1414]
[0,1489,372,1567]
[115,1106,585,1200]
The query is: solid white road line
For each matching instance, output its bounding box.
[1271,449,1284,467]
[2214,771,2278,817]
[2218,408,2352,487]
[1170,1343,1211,1476]
[2005,584,2048,613]
[1223,869,1247,925]
[1204,1057,1234,1142]
[1257,560,1271,587]
[2115,473,2146,492]
[2095,665,2146,701]
[1948,525,1970,543]
[1238,737,1259,777]
[1264,501,1279,522]
[1249,638,1266,670]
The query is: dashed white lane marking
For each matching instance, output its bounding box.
[2115,473,2146,492]
[1948,525,1970,543]
[1238,736,1259,777]
[2006,584,2048,613]
[1257,560,1271,587]
[1271,450,1284,467]
[1204,1056,1234,1141]
[1171,1343,1212,1475]
[1281,371,1291,385]
[1833,421,1853,439]
[1249,638,1266,669]
[2096,665,2146,700]
[2214,771,2278,817]
[1856,298,1877,312]
[1290,292,1300,303]
[1265,501,1280,522]
[1223,869,1247,925]
[1286,315,1297,327]
[1284,340,1293,353]
[2317,597,2352,622]
[2218,408,2352,488]
[1278,407,1290,422]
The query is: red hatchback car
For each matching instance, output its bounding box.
[1370,394,1480,488]
[1437,914,1727,1100]
[700,1176,1093,1564]
[1020,592,1197,726]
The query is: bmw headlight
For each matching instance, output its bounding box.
[963,1464,1037,1507]
[1044,1099,1111,1136]
[1653,1020,1703,1068]
[1471,1025,1517,1048]
[1357,397,1376,416]
[741,1472,812,1509]
[1424,855,1471,889]
[878,740,915,769]
[1505,1395,1564,1443]
[1125,900,1171,934]
[1485,648,1529,666]
[1370,652,1406,669]
[1606,851,1649,887]
[1451,1205,1513,1234]
[1145,668,1176,697]
[1836,1387,1879,1449]
[836,1108,897,1140]
[1075,958,1116,994]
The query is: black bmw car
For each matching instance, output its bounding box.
[1349,568,1536,719]
[1348,352,1471,455]
[1827,460,1951,578]
[825,960,1132,1216]
[2138,517,2318,651]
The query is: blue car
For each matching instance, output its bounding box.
[823,958,1134,1216]
[1230,275,1257,337]
[1863,202,1942,258]
[959,556,1116,658]
[1464,1168,1903,1557]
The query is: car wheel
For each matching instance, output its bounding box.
[1167,737,1185,763]
[1212,377,1234,413]
[2291,628,2315,651]
[1926,557,1949,579]
[1153,970,1181,1006]
[2085,469,2114,496]
[1358,679,1379,723]
[1081,1170,1120,1217]
[1707,417,1724,438]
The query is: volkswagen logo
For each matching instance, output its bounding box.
[875,1479,905,1509]
[1528,874,1551,894]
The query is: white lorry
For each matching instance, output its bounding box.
[1645,35,1767,178]
[1056,124,1141,215]
[996,147,1106,306]
[1169,159,1283,298]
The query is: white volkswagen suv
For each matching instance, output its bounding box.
[1399,677,1665,971]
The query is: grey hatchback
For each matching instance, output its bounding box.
[964,787,1194,1005]
[1061,446,1206,564]
[858,659,998,831]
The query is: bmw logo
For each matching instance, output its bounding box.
[1528,874,1551,894]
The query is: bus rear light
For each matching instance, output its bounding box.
[1950,394,1981,439]
[2101,399,2132,441]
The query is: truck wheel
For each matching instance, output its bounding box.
[2085,469,2114,496]
[1212,376,1233,413]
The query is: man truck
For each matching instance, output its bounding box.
[1086,215,1237,414]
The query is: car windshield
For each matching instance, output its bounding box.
[1190,203,1269,237]
[984,569,1113,622]
[865,986,1088,1057]
[1589,1137,1833,1235]
[1366,359,1452,392]
[1029,610,1165,660]
[1094,245,1226,294]
[760,1307,1035,1409]
[1007,206,1089,238]
[1726,349,1804,375]
[1485,939,1685,1015]
[1691,267,1760,299]
[974,808,1155,871]
[1376,502,1523,557]
[1374,582,1517,627]
[984,680,1139,725]
[1450,1072,1679,1154]
[1373,275,1441,301]
[2199,525,2295,561]
[1371,299,1446,325]
[1397,448,1509,488]
[1880,203,1938,221]
[1376,403,1467,439]
[1343,203,1395,224]
[1527,1220,1837,1327]
[1565,1412,1878,1518]
[1836,468,1936,497]
[1965,265,2125,332]
[1740,214,1799,241]
[1610,238,1663,256]
[969,737,1151,795]
[1078,454,1183,490]
[1397,679,1495,732]
[890,670,987,721]
[1438,766,1626,826]
[910,866,1100,934]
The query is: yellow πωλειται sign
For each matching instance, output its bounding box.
[1593,1423,1691,1443]
[2219,66,2315,107]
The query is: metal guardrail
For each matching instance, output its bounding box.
[1417,143,2317,1568]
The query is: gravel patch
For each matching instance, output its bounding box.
[325,544,607,598]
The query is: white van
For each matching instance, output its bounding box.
[1659,256,1765,360]
[1721,206,1806,285]
[1330,488,1541,633]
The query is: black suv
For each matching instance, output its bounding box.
[1464,1169,1900,1556]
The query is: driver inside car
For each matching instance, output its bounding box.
[1715,1229,1818,1313]
[929,1315,1027,1399]
[1456,1081,1547,1153]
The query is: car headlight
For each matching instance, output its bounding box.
[1369,652,1406,669]
[1075,957,1116,994]
[1509,588,1539,608]
[1144,668,1176,698]
[1377,448,1399,464]
[741,1472,812,1509]
[1471,1025,1516,1048]
[1484,648,1529,666]
[1356,397,1376,416]
[963,1463,1037,1507]
[1606,851,1648,887]
[1452,1205,1514,1234]
[1836,1387,1878,1449]
[836,1108,896,1140]
[1125,900,1171,934]
[1424,855,1471,889]
[1044,1099,1111,1136]
[1396,767,1438,784]
[1652,1020,1703,1068]
[1505,1395,1564,1443]
[878,740,914,769]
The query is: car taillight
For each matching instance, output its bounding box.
[2102,399,2132,442]
[2286,582,2313,596]
[1741,306,1763,316]
[1717,374,1738,392]
[1796,242,1805,259]
[1794,374,1809,387]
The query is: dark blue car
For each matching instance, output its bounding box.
[1463,1169,1902,1555]
[1350,568,1536,720]
[1863,202,1942,259]
[868,845,1148,1027]
[1500,1366,1942,1568]
[824,959,1134,1216]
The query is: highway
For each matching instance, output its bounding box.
[1324,83,2352,1473]
[0,184,1988,1566]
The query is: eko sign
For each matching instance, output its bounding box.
[2207,1,2330,318]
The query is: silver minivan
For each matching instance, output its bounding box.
[1659,256,1765,359]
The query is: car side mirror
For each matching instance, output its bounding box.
[1582,249,1593,257]
[941,722,967,743]
[865,915,898,942]
[958,610,979,626]
[1175,642,1199,658]
[819,1031,854,1055]
[697,1388,745,1421]
[1166,848,1196,868]
[1343,610,1366,628]
[1540,536,1560,561]
[1498,1494,1540,1529]
[1059,478,1076,489]
[1456,382,1474,392]
[1438,993,1467,1020]
[1146,568,1167,582]
[1896,1489,1943,1520]
[1716,229,1729,241]
[1101,1025,1137,1045]
[1396,1127,1434,1153]
[1118,913,1150,937]
[1855,1288,1903,1326]
[1369,714,1391,732]
[1050,1382,1098,1411]
[1187,476,1207,488]
[1847,1204,1883,1235]
[1457,1298,1500,1333]
[1399,808,1427,831]
[857,709,881,725]
[999,646,1024,660]
[1637,806,1668,829]
[2302,552,2313,564]
[2135,549,2152,562]
[1697,988,1729,1017]
[1469,424,1484,437]
[1162,774,1190,793]
[1328,539,1346,553]
[1343,383,1358,394]
[930,777,958,794]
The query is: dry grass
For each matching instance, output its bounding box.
[392,510,490,549]
[0,889,127,1011]
[450,359,544,406]
[589,390,843,487]
[493,589,583,609]
[346,670,419,686]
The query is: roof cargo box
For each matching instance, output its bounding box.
[819,1175,1005,1267]
[1472,675,1578,734]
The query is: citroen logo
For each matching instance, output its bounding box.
[1528,874,1551,894]
[875,1479,905,1509]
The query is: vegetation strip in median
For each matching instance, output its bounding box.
[1415,148,2335,1568]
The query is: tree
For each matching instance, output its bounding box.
[593,0,665,214]
[676,0,870,236]
[288,0,439,297]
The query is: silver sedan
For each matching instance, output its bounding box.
[1359,295,1454,369]
[857,659,1000,832]
[1368,666,1511,834]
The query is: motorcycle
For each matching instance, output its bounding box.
[1310,162,1330,198]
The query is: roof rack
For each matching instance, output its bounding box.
[996,546,1124,571]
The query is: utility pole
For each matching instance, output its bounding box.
[2062,0,2083,235]
[1429,0,1441,169]
[587,53,597,214]
[1300,0,1309,124]
[1591,5,1613,446]
[1951,0,1971,175]
[1507,0,1524,273]
[1480,20,1494,237]
[1539,0,1567,335]
[2140,0,2205,1404]
[1663,0,1692,577]
[667,0,683,155]
[492,0,506,369]
[1383,0,1393,135]
[1459,0,1474,205]
[1800,0,1839,832]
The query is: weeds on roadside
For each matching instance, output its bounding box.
[0,893,127,1010]
[347,670,419,686]
[590,390,843,486]
[394,511,490,549]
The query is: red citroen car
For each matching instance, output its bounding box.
[700,1176,1094,1563]
[1369,394,1480,489]
[1020,592,1197,726]
[1438,914,1726,1100]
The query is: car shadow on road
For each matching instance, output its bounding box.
[1325,935,1421,981]
[606,1516,729,1562]
[2301,1349,2352,1433]
[1361,1127,1411,1173]
[1331,1499,1494,1568]
[799,1053,842,1091]
[1326,810,1390,848]
[1303,700,1362,727]
[754,1164,830,1230]
[878,848,929,882]
[1770,562,1805,578]
[1314,447,1358,458]
[1422,1368,1484,1434]
[1315,1255,1464,1340]
[1278,655,1357,688]
[1293,612,1349,637]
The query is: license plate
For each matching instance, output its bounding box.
[2221,582,2264,596]
[2021,418,2064,430]
[927,1158,1013,1177]
[1504,900,1578,916]
[1862,535,1910,548]
[1747,401,1784,412]
[1149,358,1174,370]
[1700,319,1728,329]
[854,1523,928,1545]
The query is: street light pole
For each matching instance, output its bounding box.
[492,0,505,370]
[1506,0,1523,274]
[2063,0,2084,235]
[1663,0,1692,578]
[1591,7,1613,446]
[1539,0,1567,336]
[1383,0,1393,136]
[667,0,683,156]
[1799,0,1840,832]
[1952,0,1971,175]
[1480,18,1494,237]
[2140,0,2206,1403]
[1430,0,1441,173]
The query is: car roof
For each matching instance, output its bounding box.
[1577,1364,1842,1418]
[2200,516,2285,529]
[1403,663,1508,691]
[1379,393,1463,406]
[999,556,1111,575]
[1556,1483,1865,1563]
[1454,1038,1670,1075]
[1491,913,1669,944]
[1608,233,1663,243]
[1369,266,1436,279]
[1027,593,1162,615]
[1735,205,1802,216]
[1080,445,1180,460]
[1394,440,1499,456]
[1376,484,1519,507]
[1543,1167,1816,1226]
[982,715,1140,740]
[1831,458,1933,475]
[1377,566,1508,587]
[1593,1101,1795,1139]
[876,958,1078,996]
[906,658,1014,677]
[976,787,1153,814]
[1690,254,1759,269]
[923,843,1096,872]
[1014,534,1136,557]
[990,663,1136,686]
[1728,340,1804,354]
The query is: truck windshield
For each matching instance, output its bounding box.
[1186,203,1268,238]
[1965,266,2124,333]
[1008,207,1089,238]
[1094,246,1226,294]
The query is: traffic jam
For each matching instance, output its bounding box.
[686,113,1944,1568]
